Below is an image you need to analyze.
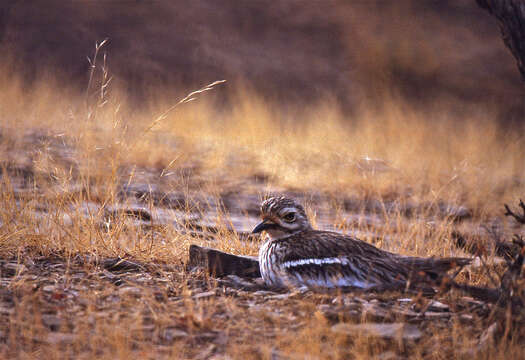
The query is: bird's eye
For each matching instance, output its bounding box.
[283,213,296,222]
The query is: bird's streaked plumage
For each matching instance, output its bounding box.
[252,196,471,289]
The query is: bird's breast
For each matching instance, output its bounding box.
[258,238,283,287]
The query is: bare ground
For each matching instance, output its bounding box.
[1,128,524,359]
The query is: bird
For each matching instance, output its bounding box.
[252,196,471,290]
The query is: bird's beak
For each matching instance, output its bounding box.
[251,220,277,234]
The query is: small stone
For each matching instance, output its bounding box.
[104,204,153,223]
[208,355,233,360]
[197,332,217,340]
[343,299,361,310]
[119,286,142,296]
[427,300,449,312]
[42,285,56,292]
[391,307,418,318]
[219,275,262,291]
[377,351,401,360]
[62,213,73,226]
[332,322,422,341]
[102,258,144,272]
[362,303,388,320]
[420,311,450,319]
[253,278,266,287]
[4,263,26,276]
[41,314,62,330]
[196,344,216,360]
[0,307,14,315]
[45,332,76,345]
[439,203,471,220]
[161,328,188,342]
[193,291,216,299]
[459,314,474,322]
[348,310,360,318]
[318,304,331,312]
[253,290,276,297]
[268,293,291,300]
[461,297,485,306]
[397,298,412,303]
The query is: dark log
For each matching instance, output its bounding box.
[187,245,260,278]
[477,0,525,81]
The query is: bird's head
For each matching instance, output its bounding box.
[251,196,312,239]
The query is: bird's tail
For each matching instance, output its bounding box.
[399,256,472,281]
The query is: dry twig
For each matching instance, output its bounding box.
[504,199,525,224]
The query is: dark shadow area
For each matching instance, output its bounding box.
[0,0,523,119]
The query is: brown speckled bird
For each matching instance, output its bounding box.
[252,196,471,289]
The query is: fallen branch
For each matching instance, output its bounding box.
[504,199,525,224]
[451,230,521,262]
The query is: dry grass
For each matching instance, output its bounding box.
[0,59,524,359]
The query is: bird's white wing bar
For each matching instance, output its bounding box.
[282,257,372,288]
[281,257,349,268]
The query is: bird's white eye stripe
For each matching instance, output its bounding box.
[282,257,350,268]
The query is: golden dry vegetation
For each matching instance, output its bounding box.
[0,47,524,359]
[1,1,525,358]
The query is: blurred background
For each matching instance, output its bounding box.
[0,0,523,122]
